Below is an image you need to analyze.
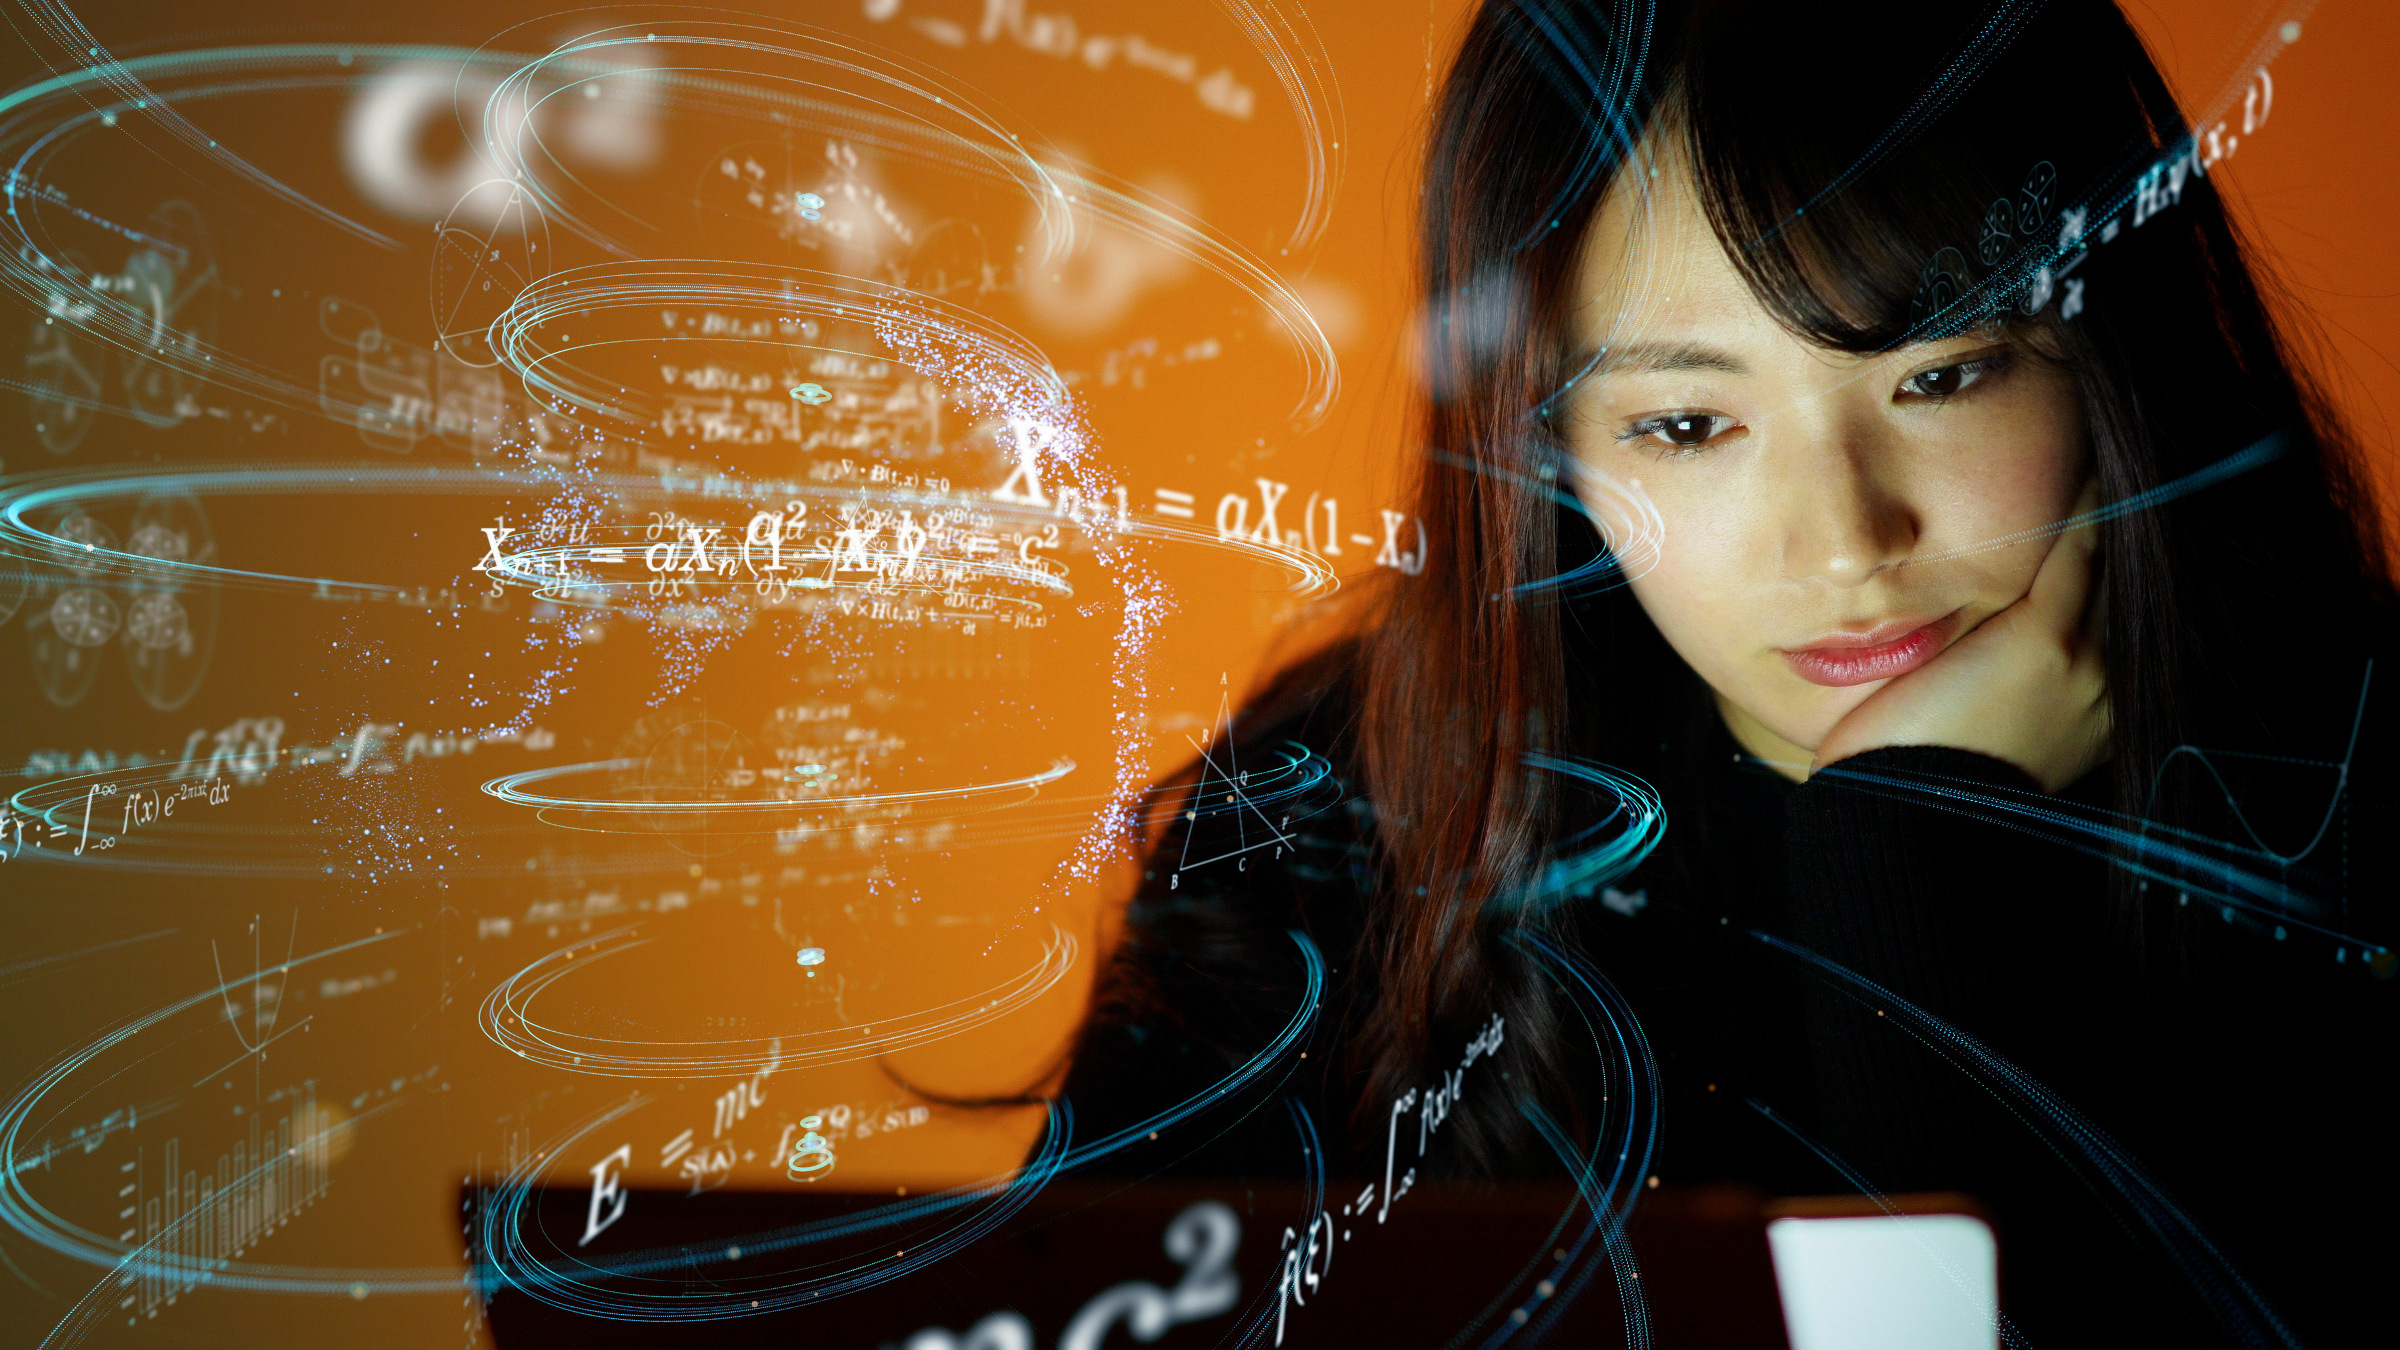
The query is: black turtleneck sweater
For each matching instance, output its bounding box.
[1058,652,2397,1347]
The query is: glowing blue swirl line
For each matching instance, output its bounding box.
[1901,428,2291,569]
[1517,753,1667,913]
[477,923,1078,1077]
[1214,1095,1330,1348]
[1749,0,2047,253]
[0,930,498,1348]
[472,930,1319,1319]
[480,755,1074,817]
[1798,756,2389,959]
[467,24,1334,426]
[490,261,1066,432]
[1170,741,1337,827]
[1749,929,2304,1350]
[4,12,397,248]
[1425,449,1662,600]
[1500,930,1661,1348]
[0,462,580,596]
[1061,928,1327,1171]
[475,1092,1075,1321]
[481,25,1069,266]
[1742,1097,2025,1350]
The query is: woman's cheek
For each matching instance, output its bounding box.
[1626,511,1758,686]
[1933,379,2087,564]
[1632,495,1867,750]
[1931,457,2079,607]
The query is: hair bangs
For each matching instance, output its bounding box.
[1674,0,2096,353]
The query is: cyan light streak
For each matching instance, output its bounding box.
[1747,0,2047,255]
[1742,1096,2023,1350]
[1517,752,1667,913]
[474,1092,1076,1323]
[1899,428,2291,570]
[476,923,1079,1078]
[463,929,1322,1322]
[1749,928,2305,1350]
[1503,0,1656,257]
[1800,739,2392,966]
[1425,447,1666,600]
[0,929,490,1350]
[1209,1096,1328,1347]
[1059,928,1326,1172]
[469,23,1336,428]
[479,755,1076,821]
[1498,929,1660,1349]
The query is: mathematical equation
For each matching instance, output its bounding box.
[795,1098,933,1146]
[2004,63,2280,326]
[659,342,945,454]
[16,716,557,803]
[317,295,586,461]
[474,492,1068,637]
[991,425,1430,574]
[1064,334,1225,393]
[581,1051,792,1243]
[300,721,556,777]
[867,0,1257,121]
[1274,1014,1507,1344]
[472,848,956,943]
[896,1200,1243,1350]
[512,889,692,932]
[0,777,231,859]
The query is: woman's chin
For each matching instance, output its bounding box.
[1711,685,1843,772]
[1774,696,1894,765]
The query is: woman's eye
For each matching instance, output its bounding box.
[1899,356,2003,399]
[1622,412,1734,450]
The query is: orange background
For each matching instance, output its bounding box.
[1,6,2393,1343]
[2126,0,2400,542]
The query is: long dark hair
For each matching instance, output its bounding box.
[1353,0,2392,1164]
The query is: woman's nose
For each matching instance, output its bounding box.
[1775,430,1918,587]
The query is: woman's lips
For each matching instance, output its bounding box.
[1781,611,1962,687]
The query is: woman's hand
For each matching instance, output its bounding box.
[1812,484,2111,793]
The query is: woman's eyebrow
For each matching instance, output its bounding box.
[1582,339,1749,377]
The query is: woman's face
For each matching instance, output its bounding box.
[1566,160,2088,772]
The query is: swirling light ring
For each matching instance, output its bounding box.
[0,46,622,419]
[481,754,1074,819]
[0,462,590,598]
[1515,753,1668,912]
[475,1093,1074,1322]
[1169,740,1338,827]
[491,261,1066,435]
[471,23,1334,428]
[0,929,477,1306]
[482,23,1073,267]
[476,922,1077,1078]
[468,930,1323,1321]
